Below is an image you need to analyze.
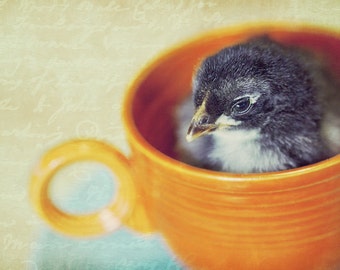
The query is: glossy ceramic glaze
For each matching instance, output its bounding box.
[31,24,340,270]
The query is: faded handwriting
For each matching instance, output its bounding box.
[3,234,27,251]
[17,0,70,13]
[1,122,63,142]
[76,1,129,12]
[0,78,22,92]
[197,1,218,8]
[3,233,41,251]
[3,233,72,251]
[76,120,99,138]
[28,69,55,97]
[0,97,20,111]
[48,96,101,125]
[11,20,123,34]
[16,0,129,15]
[33,95,51,113]
[8,35,92,50]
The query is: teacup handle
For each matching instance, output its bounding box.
[30,139,153,237]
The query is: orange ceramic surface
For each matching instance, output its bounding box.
[30,24,340,270]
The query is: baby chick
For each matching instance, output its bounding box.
[176,36,340,173]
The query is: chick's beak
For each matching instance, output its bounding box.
[186,101,218,142]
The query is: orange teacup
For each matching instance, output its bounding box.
[30,24,340,270]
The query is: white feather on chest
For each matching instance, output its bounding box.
[209,129,287,173]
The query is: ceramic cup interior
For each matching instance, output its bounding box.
[130,26,340,167]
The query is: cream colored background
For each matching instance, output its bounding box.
[1,1,340,269]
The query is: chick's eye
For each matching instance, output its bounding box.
[231,97,252,116]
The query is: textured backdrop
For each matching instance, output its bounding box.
[1,1,340,269]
